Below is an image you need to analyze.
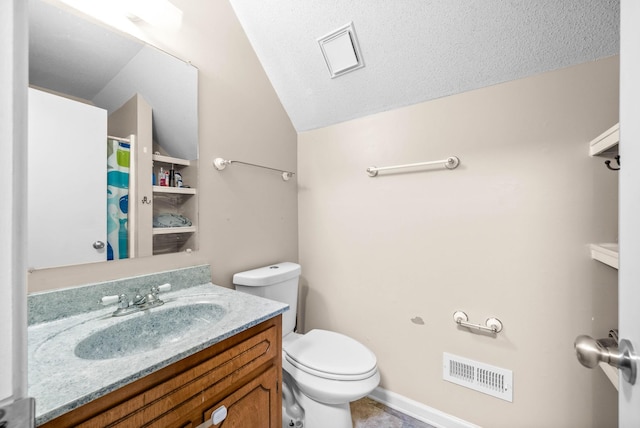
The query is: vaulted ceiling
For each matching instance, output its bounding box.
[228,0,620,131]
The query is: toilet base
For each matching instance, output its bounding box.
[284,383,353,428]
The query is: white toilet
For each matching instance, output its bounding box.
[233,262,380,428]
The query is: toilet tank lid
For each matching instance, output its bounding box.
[233,262,301,286]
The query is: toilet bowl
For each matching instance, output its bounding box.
[233,263,380,428]
[284,330,380,404]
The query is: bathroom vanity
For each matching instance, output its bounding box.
[28,266,287,427]
[42,317,281,427]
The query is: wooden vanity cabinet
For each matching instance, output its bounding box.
[202,366,279,428]
[41,316,282,428]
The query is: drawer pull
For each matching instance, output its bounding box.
[196,405,227,428]
[212,405,227,425]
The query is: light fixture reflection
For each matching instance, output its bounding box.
[57,0,183,35]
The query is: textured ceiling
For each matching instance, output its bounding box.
[228,0,620,131]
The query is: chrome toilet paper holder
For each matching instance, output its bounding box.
[453,311,503,334]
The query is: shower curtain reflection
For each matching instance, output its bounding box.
[107,138,130,260]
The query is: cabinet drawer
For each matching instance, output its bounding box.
[78,324,278,428]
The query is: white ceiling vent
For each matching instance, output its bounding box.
[318,22,364,78]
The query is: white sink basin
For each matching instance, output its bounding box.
[74,302,227,360]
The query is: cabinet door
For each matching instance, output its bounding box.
[204,367,280,428]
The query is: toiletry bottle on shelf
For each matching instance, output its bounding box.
[159,167,166,186]
[169,164,175,187]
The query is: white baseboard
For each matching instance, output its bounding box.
[368,387,480,428]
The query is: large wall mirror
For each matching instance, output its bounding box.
[28,0,199,271]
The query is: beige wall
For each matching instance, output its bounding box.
[298,57,619,428]
[28,0,298,292]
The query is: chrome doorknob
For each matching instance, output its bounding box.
[574,335,605,368]
[574,335,637,385]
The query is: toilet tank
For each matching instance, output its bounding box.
[233,262,301,336]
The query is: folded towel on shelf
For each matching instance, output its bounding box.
[153,213,192,228]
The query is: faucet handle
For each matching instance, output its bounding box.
[157,283,171,293]
[101,294,129,309]
[146,284,170,306]
[101,295,119,305]
[150,283,171,296]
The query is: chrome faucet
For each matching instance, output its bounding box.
[101,283,172,317]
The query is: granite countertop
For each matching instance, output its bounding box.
[28,282,288,426]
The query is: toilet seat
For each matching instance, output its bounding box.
[284,329,378,381]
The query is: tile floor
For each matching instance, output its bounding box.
[350,397,436,428]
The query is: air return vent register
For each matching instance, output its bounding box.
[443,353,513,402]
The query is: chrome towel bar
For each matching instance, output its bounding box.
[367,156,460,177]
[213,157,295,181]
